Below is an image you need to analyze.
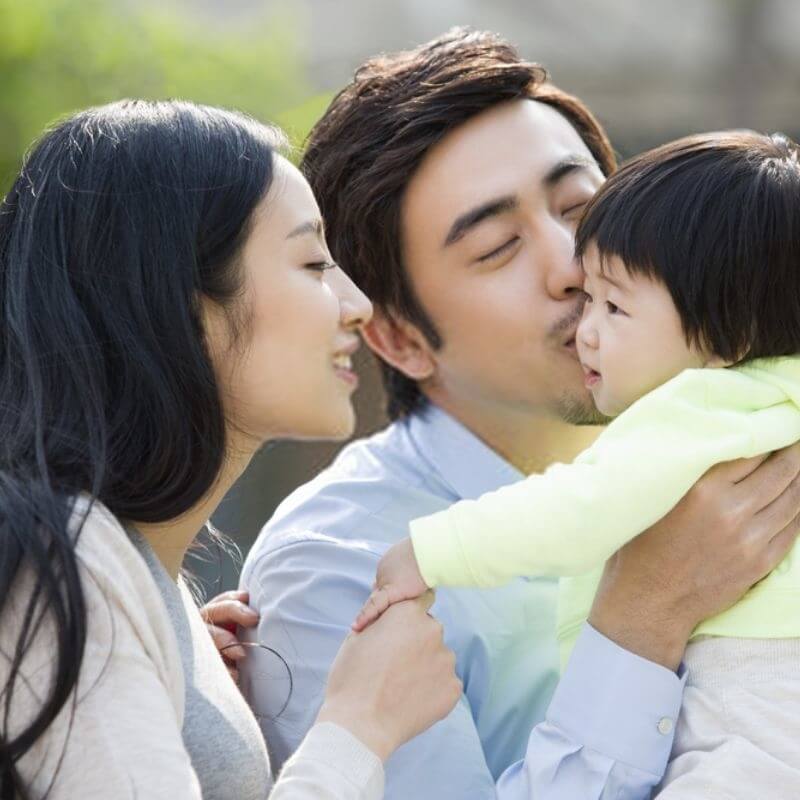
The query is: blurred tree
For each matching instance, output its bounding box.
[0,0,319,188]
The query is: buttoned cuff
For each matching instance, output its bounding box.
[546,623,687,779]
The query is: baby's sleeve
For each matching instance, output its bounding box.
[410,367,800,588]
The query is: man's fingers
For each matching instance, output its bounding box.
[202,599,259,628]
[738,444,800,514]
[708,452,770,486]
[765,513,800,576]
[753,466,800,538]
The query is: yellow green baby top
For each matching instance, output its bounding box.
[410,357,800,664]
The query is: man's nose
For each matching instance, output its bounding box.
[544,233,584,301]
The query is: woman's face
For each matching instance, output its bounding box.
[204,156,373,447]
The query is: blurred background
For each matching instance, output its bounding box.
[3,0,799,593]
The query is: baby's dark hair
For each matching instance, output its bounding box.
[575,131,800,364]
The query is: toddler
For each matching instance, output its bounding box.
[356,131,800,797]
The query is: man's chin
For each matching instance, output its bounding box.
[554,390,611,426]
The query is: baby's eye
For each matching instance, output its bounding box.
[606,301,623,315]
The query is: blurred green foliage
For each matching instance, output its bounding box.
[0,0,327,189]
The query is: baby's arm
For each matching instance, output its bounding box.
[410,367,800,590]
[353,538,427,631]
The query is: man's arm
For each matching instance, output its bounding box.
[491,445,800,798]
[239,446,800,799]
[496,624,684,799]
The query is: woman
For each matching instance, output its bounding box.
[0,100,461,799]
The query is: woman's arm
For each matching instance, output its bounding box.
[269,592,461,800]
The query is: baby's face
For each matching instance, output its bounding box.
[576,246,710,417]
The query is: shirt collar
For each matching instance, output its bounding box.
[406,403,523,501]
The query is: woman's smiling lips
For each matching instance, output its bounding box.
[333,341,360,388]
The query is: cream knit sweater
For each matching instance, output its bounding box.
[0,499,384,799]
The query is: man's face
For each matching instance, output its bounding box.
[401,98,607,426]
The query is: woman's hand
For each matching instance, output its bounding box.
[317,590,461,762]
[200,589,259,683]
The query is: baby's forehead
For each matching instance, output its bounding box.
[581,250,635,288]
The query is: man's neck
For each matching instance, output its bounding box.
[426,394,602,476]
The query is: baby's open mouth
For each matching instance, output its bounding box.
[582,365,601,387]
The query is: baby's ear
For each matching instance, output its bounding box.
[704,354,736,369]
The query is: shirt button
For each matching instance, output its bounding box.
[657,717,674,735]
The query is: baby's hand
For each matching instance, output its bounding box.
[352,538,430,632]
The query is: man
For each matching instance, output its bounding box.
[239,29,800,798]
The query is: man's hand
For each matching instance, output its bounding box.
[589,444,800,671]
[352,538,430,632]
[200,589,259,683]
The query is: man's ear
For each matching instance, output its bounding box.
[362,308,436,381]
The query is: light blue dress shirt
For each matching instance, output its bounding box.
[240,404,686,798]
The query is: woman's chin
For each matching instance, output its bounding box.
[293,404,357,443]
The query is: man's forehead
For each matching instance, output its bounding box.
[406,99,595,215]
[400,98,603,257]
[436,99,589,171]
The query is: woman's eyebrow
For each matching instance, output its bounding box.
[287,219,324,240]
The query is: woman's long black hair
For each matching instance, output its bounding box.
[0,100,281,797]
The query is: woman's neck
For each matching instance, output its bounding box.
[133,437,256,580]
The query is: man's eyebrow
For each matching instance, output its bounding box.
[543,155,599,187]
[443,196,518,247]
[287,219,324,239]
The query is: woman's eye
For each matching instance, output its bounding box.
[305,260,337,273]
[477,236,520,263]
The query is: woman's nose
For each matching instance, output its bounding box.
[329,266,373,329]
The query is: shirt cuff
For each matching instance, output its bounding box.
[546,623,687,778]
[289,722,385,796]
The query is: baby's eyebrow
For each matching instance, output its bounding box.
[601,272,626,291]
